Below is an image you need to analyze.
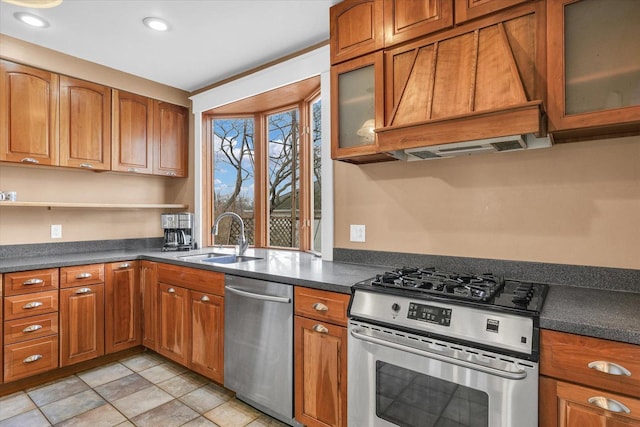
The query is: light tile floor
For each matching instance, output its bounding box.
[0,351,287,427]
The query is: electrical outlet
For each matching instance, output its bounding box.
[350,224,366,242]
[51,224,62,239]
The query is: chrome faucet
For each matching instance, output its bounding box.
[211,212,248,256]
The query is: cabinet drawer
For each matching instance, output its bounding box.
[294,287,350,326]
[60,264,105,288]
[541,330,640,398]
[557,380,640,423]
[4,290,59,321]
[4,313,59,345]
[4,336,59,382]
[157,263,224,295]
[4,268,59,296]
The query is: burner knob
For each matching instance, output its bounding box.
[392,303,401,312]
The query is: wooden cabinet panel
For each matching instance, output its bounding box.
[383,0,453,46]
[157,283,189,366]
[0,60,59,166]
[153,101,188,177]
[330,0,384,64]
[557,381,640,427]
[4,268,58,296]
[4,290,59,321]
[156,263,224,296]
[59,284,105,366]
[60,264,105,288]
[59,76,111,170]
[541,330,640,398]
[4,313,58,345]
[189,291,224,383]
[112,90,154,174]
[454,0,531,23]
[105,261,140,354]
[294,287,350,327]
[294,315,347,427]
[547,0,640,141]
[140,261,158,350]
[4,336,59,383]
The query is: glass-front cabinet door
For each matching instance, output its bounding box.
[331,51,393,164]
[547,0,640,139]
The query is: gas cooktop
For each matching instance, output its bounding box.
[354,267,548,315]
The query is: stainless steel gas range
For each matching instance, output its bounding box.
[347,267,548,427]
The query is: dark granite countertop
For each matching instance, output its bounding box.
[1,247,638,345]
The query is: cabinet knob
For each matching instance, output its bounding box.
[313,324,329,334]
[23,324,43,333]
[588,361,631,377]
[79,163,94,169]
[23,278,44,285]
[168,287,176,294]
[75,287,92,294]
[76,273,93,279]
[312,302,329,312]
[21,157,39,164]
[23,354,43,363]
[120,263,131,269]
[201,295,210,302]
[587,396,631,414]
[23,301,43,309]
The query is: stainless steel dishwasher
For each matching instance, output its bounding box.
[224,275,300,426]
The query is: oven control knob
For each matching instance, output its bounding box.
[392,303,401,312]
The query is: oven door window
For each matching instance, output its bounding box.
[376,361,488,427]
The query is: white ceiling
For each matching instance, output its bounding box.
[0,0,340,92]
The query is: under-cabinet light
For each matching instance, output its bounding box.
[14,12,49,28]
[143,17,169,32]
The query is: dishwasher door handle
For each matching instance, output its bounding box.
[225,285,291,304]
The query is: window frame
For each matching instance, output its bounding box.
[203,87,319,251]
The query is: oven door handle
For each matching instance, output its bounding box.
[350,328,528,380]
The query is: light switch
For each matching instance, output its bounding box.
[51,224,62,239]
[350,224,366,242]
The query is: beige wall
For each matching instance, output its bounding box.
[0,36,194,245]
[334,136,640,269]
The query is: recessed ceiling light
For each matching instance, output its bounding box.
[143,17,169,32]
[2,0,62,8]
[14,12,49,28]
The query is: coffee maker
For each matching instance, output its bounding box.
[161,212,194,251]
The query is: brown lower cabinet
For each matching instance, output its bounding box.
[189,290,224,383]
[140,261,158,350]
[157,283,190,366]
[105,261,140,354]
[294,287,350,427]
[540,330,640,427]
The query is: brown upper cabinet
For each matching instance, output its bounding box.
[59,76,111,171]
[0,60,59,166]
[547,0,640,142]
[153,102,188,177]
[454,0,531,23]
[383,0,453,47]
[112,90,154,174]
[330,0,384,64]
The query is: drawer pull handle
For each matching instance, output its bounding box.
[23,278,44,285]
[313,324,329,334]
[75,287,92,294]
[312,302,329,312]
[127,168,138,172]
[588,396,631,414]
[24,354,43,363]
[23,324,43,333]
[588,361,631,377]
[21,157,39,164]
[79,163,94,169]
[120,263,131,269]
[168,288,176,294]
[76,273,92,279]
[23,301,43,309]
[167,172,177,176]
[201,295,210,302]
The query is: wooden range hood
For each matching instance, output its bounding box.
[376,4,548,156]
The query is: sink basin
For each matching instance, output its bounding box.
[178,252,262,264]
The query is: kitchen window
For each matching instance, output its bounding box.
[202,80,321,252]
